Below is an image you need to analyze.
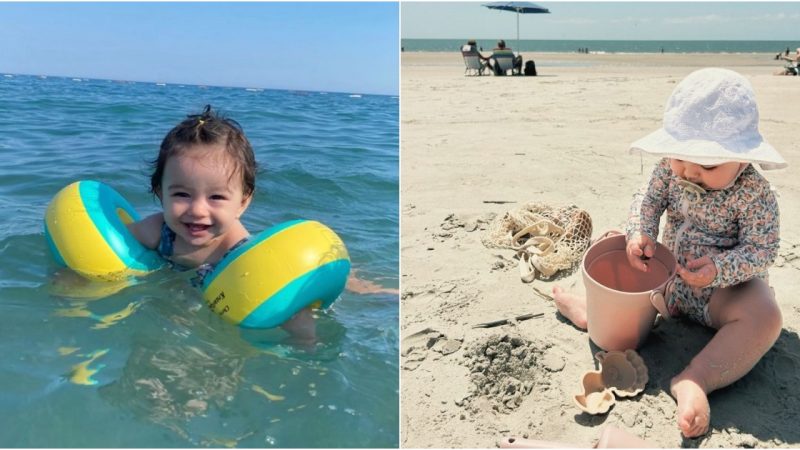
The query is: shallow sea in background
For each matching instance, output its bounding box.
[402,38,797,54]
[0,74,398,447]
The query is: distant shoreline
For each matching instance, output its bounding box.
[401,38,798,54]
[402,50,779,55]
[401,51,782,69]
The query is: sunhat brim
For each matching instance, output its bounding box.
[629,128,787,171]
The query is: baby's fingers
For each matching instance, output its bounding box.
[677,266,697,284]
[628,245,644,258]
[641,241,656,259]
[626,251,649,272]
[685,256,712,270]
[677,265,713,287]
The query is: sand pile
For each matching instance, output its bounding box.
[463,334,543,412]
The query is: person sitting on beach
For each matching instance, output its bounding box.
[461,39,491,73]
[552,68,786,438]
[462,39,490,61]
[774,47,799,75]
[126,105,396,342]
[490,40,523,75]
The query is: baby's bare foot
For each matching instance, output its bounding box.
[552,286,588,330]
[670,375,710,438]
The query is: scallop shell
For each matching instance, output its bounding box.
[573,350,649,415]
[573,371,615,414]
[595,350,649,397]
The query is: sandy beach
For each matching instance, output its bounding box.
[400,52,800,448]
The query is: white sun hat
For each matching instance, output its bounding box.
[629,68,787,170]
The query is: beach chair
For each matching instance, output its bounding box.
[491,49,520,76]
[461,45,488,76]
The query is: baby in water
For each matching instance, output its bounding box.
[554,68,786,438]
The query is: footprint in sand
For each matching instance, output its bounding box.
[401,328,463,371]
[438,213,493,240]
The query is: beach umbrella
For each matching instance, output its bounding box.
[482,2,551,51]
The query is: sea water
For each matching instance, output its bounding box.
[0,75,398,447]
[402,38,795,54]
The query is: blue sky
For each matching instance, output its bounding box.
[402,2,800,41]
[0,2,398,96]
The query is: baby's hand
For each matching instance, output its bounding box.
[677,256,717,288]
[626,234,655,272]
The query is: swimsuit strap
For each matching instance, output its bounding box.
[158,221,176,258]
[191,236,251,288]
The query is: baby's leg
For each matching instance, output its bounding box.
[670,279,781,438]
[552,286,588,330]
[280,307,317,342]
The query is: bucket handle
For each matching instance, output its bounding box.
[649,278,675,319]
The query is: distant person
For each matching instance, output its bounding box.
[461,39,491,75]
[774,47,800,76]
[462,39,490,64]
[462,39,478,52]
[786,46,791,56]
[491,39,522,75]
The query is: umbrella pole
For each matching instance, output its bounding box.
[516,10,520,51]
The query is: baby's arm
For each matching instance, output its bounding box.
[708,182,780,288]
[126,213,164,250]
[625,158,671,244]
[346,270,399,295]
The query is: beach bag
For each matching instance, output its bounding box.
[482,202,592,281]
[524,60,537,76]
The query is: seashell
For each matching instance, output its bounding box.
[573,349,649,415]
[573,371,615,414]
[595,350,648,397]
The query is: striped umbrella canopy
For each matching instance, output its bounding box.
[483,2,551,51]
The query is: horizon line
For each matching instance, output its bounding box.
[0,71,397,98]
[401,38,799,42]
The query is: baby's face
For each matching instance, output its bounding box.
[160,144,251,248]
[669,159,746,190]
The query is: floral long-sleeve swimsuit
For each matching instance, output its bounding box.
[625,158,780,326]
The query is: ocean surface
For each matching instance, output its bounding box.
[402,39,797,54]
[0,74,398,447]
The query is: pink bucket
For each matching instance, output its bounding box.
[582,234,676,351]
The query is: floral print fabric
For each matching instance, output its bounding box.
[625,158,780,325]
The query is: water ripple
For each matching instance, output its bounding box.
[0,74,398,447]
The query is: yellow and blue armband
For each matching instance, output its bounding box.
[44,181,164,281]
[201,219,351,329]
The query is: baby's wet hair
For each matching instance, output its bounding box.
[150,105,257,198]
